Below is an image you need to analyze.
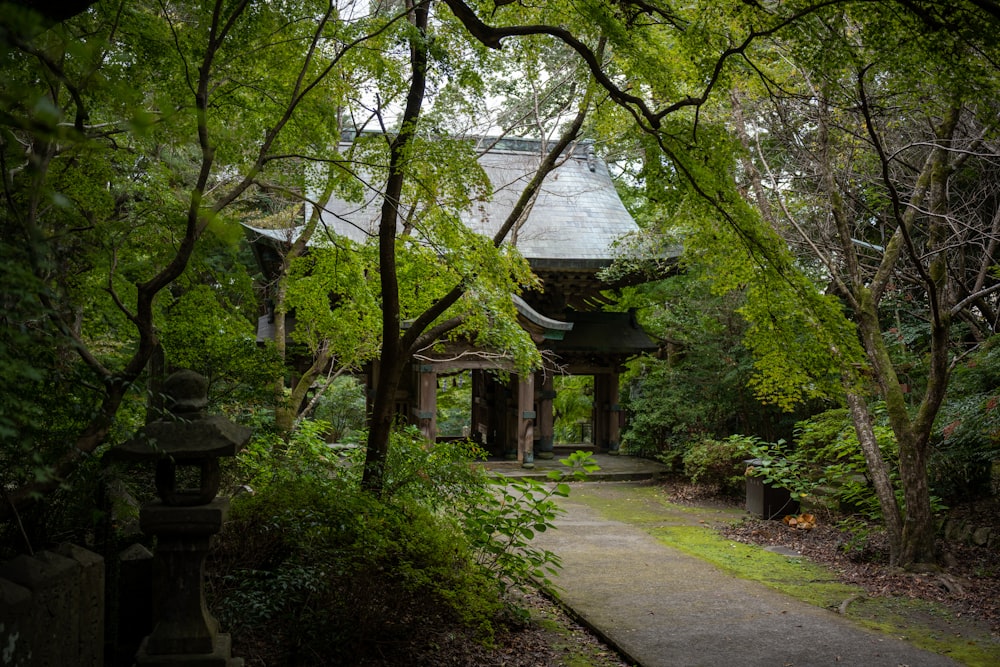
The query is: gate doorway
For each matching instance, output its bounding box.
[553,375,593,445]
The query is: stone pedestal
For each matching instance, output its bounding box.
[116,543,154,665]
[140,500,226,657]
[136,634,240,667]
[132,500,242,667]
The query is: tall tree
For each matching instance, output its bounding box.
[353,1,598,492]
[0,0,385,520]
[725,5,1000,565]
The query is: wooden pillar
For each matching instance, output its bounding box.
[608,369,622,454]
[415,365,437,441]
[471,370,488,447]
[517,372,535,467]
[499,377,516,459]
[593,374,608,452]
[536,373,555,459]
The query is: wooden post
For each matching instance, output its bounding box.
[608,369,622,453]
[416,365,437,441]
[471,370,488,447]
[593,374,608,452]
[517,372,535,467]
[499,376,516,459]
[537,372,555,459]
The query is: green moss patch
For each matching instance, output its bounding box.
[649,525,857,606]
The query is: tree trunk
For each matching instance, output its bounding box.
[273,279,292,429]
[898,432,937,566]
[275,347,332,432]
[844,388,903,564]
[358,4,593,495]
[363,342,406,495]
[361,1,430,495]
[855,287,937,567]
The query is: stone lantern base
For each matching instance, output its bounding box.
[136,498,243,667]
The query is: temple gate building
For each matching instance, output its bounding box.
[245,137,674,465]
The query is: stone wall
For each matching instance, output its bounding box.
[942,517,996,548]
[0,545,104,667]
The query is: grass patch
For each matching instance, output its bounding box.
[847,597,1000,667]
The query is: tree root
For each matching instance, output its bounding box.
[838,593,864,615]
[936,573,968,595]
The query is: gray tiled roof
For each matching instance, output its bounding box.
[253,138,639,265]
[464,144,638,263]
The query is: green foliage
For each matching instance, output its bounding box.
[336,426,490,507]
[738,409,938,521]
[742,437,816,503]
[739,275,863,411]
[215,422,602,661]
[436,372,472,437]
[212,476,506,663]
[931,339,1000,499]
[599,18,868,415]
[310,376,367,444]
[618,273,809,458]
[236,417,343,490]
[0,0,359,530]
[681,435,756,495]
[0,254,92,491]
[458,451,599,591]
[792,408,906,519]
[159,284,282,409]
[553,376,593,444]
[284,239,381,365]
[218,419,556,662]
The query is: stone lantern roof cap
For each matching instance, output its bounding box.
[113,370,251,461]
[116,417,251,461]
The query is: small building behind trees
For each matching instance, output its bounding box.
[245,137,673,463]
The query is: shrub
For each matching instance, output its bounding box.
[211,475,506,665]
[930,340,1000,500]
[234,416,342,491]
[741,436,814,502]
[681,435,756,495]
[792,408,899,519]
[459,450,599,591]
[310,375,366,443]
[337,425,489,507]
[212,422,596,664]
[747,408,947,521]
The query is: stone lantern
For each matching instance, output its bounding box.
[113,370,249,667]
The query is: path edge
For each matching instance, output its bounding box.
[535,582,644,667]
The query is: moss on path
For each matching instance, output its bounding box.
[564,483,1000,667]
